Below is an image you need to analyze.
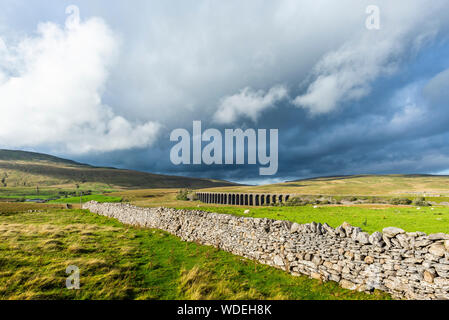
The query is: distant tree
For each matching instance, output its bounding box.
[413,197,431,207]
[389,198,412,205]
[176,189,193,201]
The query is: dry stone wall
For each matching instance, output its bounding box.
[83,201,449,300]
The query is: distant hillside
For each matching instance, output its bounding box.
[199,174,449,196]
[0,149,87,166]
[0,149,237,189]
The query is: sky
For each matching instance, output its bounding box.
[0,1,449,184]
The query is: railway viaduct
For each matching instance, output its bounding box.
[196,192,291,206]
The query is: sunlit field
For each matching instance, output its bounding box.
[0,206,389,300]
[2,181,449,300]
[111,188,449,234]
[178,204,449,235]
[199,175,449,196]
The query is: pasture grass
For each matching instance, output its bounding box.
[111,188,449,234]
[107,188,187,207]
[0,206,389,300]
[0,186,117,201]
[48,195,122,204]
[178,204,449,235]
[0,202,65,213]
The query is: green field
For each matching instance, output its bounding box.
[0,186,121,206]
[2,189,448,301]
[0,207,389,300]
[0,186,117,200]
[179,204,449,235]
[108,188,449,235]
[48,195,122,204]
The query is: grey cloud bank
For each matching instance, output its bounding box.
[1,1,449,183]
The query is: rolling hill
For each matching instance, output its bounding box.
[3,149,448,196]
[0,149,237,189]
[199,174,449,196]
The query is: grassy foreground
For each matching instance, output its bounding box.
[0,207,389,300]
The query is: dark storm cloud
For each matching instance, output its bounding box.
[68,39,449,184]
[2,1,449,183]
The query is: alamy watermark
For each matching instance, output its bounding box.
[366,5,380,30]
[66,265,80,289]
[170,121,278,175]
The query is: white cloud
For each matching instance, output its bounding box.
[294,33,407,114]
[3,1,446,128]
[0,5,160,154]
[213,85,287,124]
[93,0,366,124]
[293,1,446,115]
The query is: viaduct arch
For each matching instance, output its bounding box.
[196,192,291,206]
